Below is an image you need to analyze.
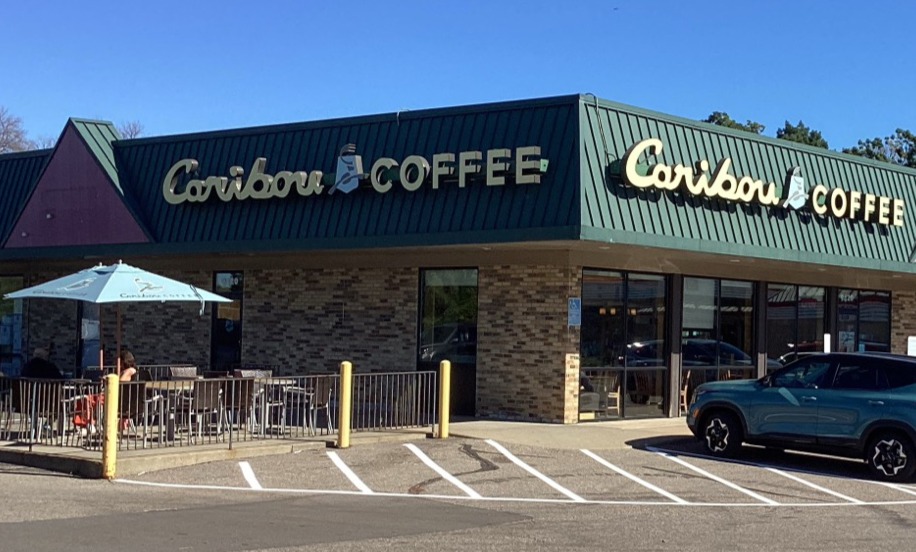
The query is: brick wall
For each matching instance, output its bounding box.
[20,269,213,372]
[476,264,581,423]
[242,267,417,376]
[892,291,916,353]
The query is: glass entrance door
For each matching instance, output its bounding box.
[418,269,478,417]
[211,271,243,372]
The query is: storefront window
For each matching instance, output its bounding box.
[841,289,890,353]
[581,270,666,419]
[0,276,24,376]
[418,269,478,417]
[683,278,755,387]
[766,284,825,367]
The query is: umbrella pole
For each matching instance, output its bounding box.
[99,305,104,374]
[116,304,122,376]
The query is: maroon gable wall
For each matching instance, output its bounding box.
[5,125,148,248]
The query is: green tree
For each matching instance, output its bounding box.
[843,129,916,168]
[776,120,828,149]
[703,111,765,134]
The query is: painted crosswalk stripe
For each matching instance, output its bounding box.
[581,449,688,504]
[656,451,779,505]
[485,439,585,502]
[327,451,374,494]
[238,461,262,490]
[404,443,482,498]
[766,467,864,503]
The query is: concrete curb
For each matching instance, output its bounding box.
[0,446,102,478]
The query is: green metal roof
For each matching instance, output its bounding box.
[4,94,916,274]
[71,119,121,192]
[114,96,580,249]
[578,95,916,272]
[0,149,51,247]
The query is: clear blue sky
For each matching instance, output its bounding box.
[2,1,913,150]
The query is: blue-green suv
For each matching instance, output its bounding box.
[686,352,916,482]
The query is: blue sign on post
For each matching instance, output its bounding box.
[568,297,582,327]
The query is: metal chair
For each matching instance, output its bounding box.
[309,376,333,435]
[118,382,163,447]
[168,366,199,380]
[176,380,226,442]
[680,370,692,414]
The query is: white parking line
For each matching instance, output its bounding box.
[655,451,780,505]
[238,461,262,490]
[326,451,374,494]
[873,482,916,497]
[765,467,864,504]
[581,449,688,504]
[404,443,482,498]
[485,439,585,502]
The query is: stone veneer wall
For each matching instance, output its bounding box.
[892,291,916,353]
[476,264,581,424]
[242,267,417,376]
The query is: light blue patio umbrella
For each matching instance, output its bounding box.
[4,261,232,373]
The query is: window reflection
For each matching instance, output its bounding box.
[580,270,666,420]
[766,284,825,367]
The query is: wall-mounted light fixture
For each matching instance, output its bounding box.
[45,212,54,220]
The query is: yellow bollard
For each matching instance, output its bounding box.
[438,360,451,439]
[336,361,352,449]
[101,374,120,480]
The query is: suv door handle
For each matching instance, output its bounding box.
[868,400,885,406]
[801,396,817,402]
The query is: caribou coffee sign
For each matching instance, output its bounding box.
[162,145,546,205]
[621,138,905,227]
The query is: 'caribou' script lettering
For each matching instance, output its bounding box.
[163,158,324,205]
[620,138,905,227]
[622,138,780,206]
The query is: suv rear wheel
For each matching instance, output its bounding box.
[701,411,743,457]
[865,432,916,482]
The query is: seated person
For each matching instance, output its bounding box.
[119,350,138,382]
[21,347,64,379]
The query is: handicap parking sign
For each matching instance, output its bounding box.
[568,298,581,327]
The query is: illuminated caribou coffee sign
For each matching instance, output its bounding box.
[162,145,546,205]
[621,138,905,227]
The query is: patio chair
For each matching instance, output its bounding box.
[0,376,12,440]
[602,372,621,417]
[680,370,692,414]
[176,380,227,442]
[232,370,279,435]
[118,382,163,446]
[168,366,199,380]
[309,376,333,435]
[222,377,259,432]
[13,379,64,443]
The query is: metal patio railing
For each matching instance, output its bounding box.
[1,369,438,453]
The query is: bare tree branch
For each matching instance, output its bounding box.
[0,106,32,153]
[117,120,144,139]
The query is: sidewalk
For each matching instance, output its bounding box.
[448,417,692,450]
[0,417,693,478]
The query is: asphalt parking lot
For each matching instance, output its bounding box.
[118,436,916,508]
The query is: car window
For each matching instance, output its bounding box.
[772,359,832,389]
[831,360,879,390]
[882,360,916,389]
